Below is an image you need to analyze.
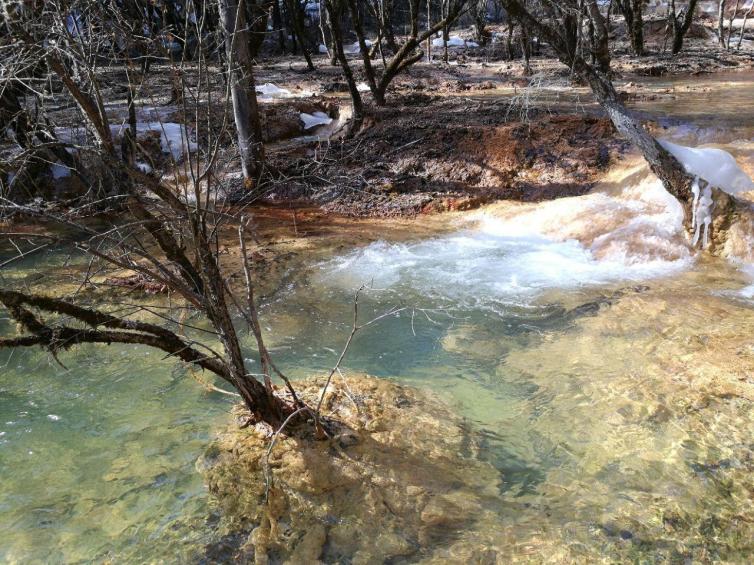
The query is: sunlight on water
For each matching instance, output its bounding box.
[3,74,754,562]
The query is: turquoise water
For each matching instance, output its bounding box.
[3,72,754,562]
[4,232,754,562]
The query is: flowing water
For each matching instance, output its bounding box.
[3,73,754,563]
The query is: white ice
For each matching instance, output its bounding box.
[300,111,333,130]
[50,162,71,179]
[256,83,293,99]
[110,122,197,161]
[431,35,477,48]
[660,140,754,194]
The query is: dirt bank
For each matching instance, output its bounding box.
[264,102,627,217]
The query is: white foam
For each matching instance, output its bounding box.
[320,176,692,310]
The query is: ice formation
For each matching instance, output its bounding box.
[343,40,372,55]
[660,140,754,195]
[691,180,714,248]
[110,122,197,161]
[255,82,292,99]
[659,140,754,249]
[300,111,333,130]
[431,36,478,48]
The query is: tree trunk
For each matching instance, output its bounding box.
[738,2,753,49]
[285,0,315,68]
[507,21,514,60]
[218,0,264,187]
[727,0,742,48]
[326,0,365,126]
[630,0,644,55]
[520,23,531,74]
[273,0,286,52]
[617,0,644,55]
[718,0,727,46]
[672,0,699,55]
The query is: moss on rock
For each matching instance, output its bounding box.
[199,375,503,564]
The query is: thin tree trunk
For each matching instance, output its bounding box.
[273,0,286,52]
[727,0,742,48]
[325,0,365,128]
[738,2,753,49]
[285,0,315,68]
[672,0,699,54]
[218,0,264,186]
[718,0,728,46]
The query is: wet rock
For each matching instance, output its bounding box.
[201,374,502,563]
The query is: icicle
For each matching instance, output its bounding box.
[692,184,713,248]
[690,176,700,231]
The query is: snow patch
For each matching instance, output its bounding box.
[111,122,197,161]
[51,162,71,179]
[300,111,333,130]
[431,35,478,49]
[256,82,292,99]
[660,140,754,195]
[344,40,372,55]
[135,161,153,174]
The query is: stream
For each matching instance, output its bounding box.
[2,73,754,563]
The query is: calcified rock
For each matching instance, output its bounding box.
[199,375,502,564]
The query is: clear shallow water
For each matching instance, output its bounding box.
[3,74,754,562]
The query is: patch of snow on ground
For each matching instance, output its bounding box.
[50,162,71,179]
[256,82,292,99]
[300,111,333,130]
[110,122,197,161]
[431,36,478,48]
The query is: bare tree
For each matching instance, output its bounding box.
[616,0,645,55]
[218,0,266,187]
[727,0,742,48]
[346,0,469,105]
[718,0,728,46]
[738,0,753,49]
[0,1,305,427]
[669,0,700,55]
[500,0,692,203]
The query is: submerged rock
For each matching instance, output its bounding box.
[199,375,502,564]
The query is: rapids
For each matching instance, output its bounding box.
[3,72,754,562]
